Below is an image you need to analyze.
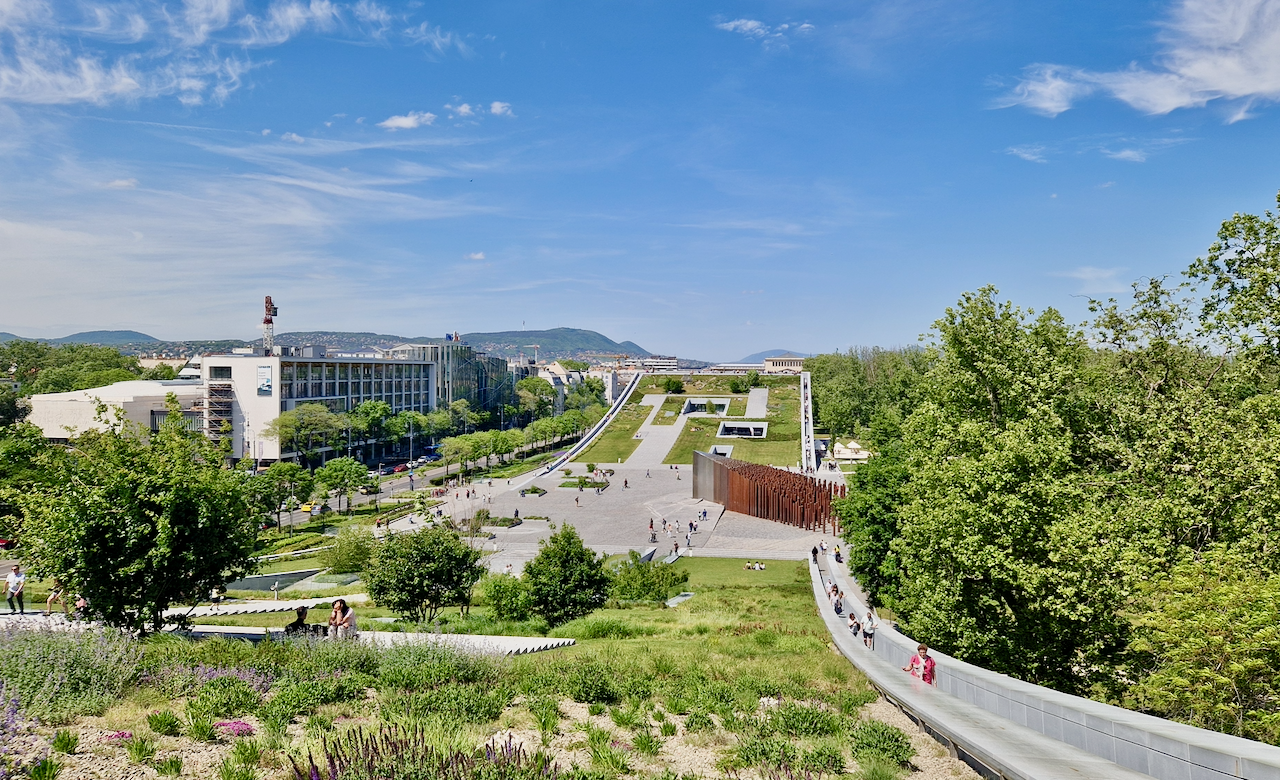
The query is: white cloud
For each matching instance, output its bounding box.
[262,128,271,135]
[1006,144,1048,162]
[352,0,390,34]
[237,0,340,47]
[999,0,1280,119]
[466,251,484,260]
[104,178,138,189]
[404,21,470,57]
[1104,148,1147,162]
[489,101,512,116]
[281,132,304,143]
[1054,266,1130,294]
[377,111,436,130]
[446,102,475,116]
[714,18,813,48]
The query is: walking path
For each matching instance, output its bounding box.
[624,395,690,467]
[744,387,770,418]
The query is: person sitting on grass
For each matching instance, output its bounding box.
[285,605,309,635]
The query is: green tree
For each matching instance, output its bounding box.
[610,551,689,601]
[659,377,684,394]
[834,443,908,607]
[365,526,484,623]
[559,358,590,372]
[19,398,260,633]
[315,456,367,514]
[253,461,313,528]
[517,377,556,419]
[350,400,394,457]
[262,403,344,468]
[483,574,532,621]
[0,423,55,540]
[523,524,611,627]
[321,526,377,574]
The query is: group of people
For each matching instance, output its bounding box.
[811,540,843,564]
[2,565,88,620]
[284,598,358,640]
[825,568,936,686]
[649,516,699,547]
[741,561,768,570]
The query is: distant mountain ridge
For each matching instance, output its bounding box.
[739,349,807,363]
[0,327,650,362]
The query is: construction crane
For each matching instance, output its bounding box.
[263,296,278,354]
[525,345,541,364]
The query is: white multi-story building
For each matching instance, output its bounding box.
[203,344,438,461]
[26,379,206,442]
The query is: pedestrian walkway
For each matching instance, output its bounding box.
[625,400,692,467]
[744,387,769,418]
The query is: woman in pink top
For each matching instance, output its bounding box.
[903,643,936,685]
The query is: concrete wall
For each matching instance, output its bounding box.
[824,560,1280,779]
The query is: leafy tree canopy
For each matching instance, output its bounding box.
[365,526,484,623]
[523,524,611,627]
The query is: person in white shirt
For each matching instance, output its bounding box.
[6,565,26,614]
[863,611,878,649]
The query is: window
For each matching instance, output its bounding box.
[209,366,232,379]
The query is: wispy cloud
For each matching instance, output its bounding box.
[466,251,485,260]
[1103,148,1147,162]
[405,20,471,57]
[0,1,454,107]
[377,111,436,130]
[997,0,1280,119]
[104,178,139,189]
[1006,144,1048,162]
[1053,266,1130,294]
[280,132,305,143]
[714,18,814,49]
[490,101,512,116]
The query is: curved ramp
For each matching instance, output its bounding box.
[814,559,1280,779]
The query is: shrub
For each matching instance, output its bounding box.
[587,702,606,716]
[185,710,218,743]
[523,525,611,627]
[683,711,715,733]
[144,664,274,698]
[1,686,43,777]
[771,703,844,737]
[155,756,183,777]
[800,745,846,775]
[659,720,677,737]
[632,730,661,755]
[659,377,684,394]
[231,738,263,768]
[0,626,141,723]
[257,678,352,727]
[27,758,62,780]
[610,551,690,602]
[564,660,618,704]
[552,617,644,640]
[483,574,532,622]
[365,527,485,623]
[217,757,256,780]
[123,735,157,763]
[850,720,914,766]
[282,638,381,679]
[735,734,797,769]
[377,643,496,691]
[291,731,560,780]
[380,684,513,725]
[321,526,376,574]
[146,710,183,737]
[51,729,79,754]
[188,676,261,718]
[528,697,560,746]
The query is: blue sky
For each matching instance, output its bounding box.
[3,0,1280,361]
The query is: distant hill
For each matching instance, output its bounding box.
[739,349,807,363]
[0,327,650,362]
[0,332,22,343]
[52,330,160,345]
[451,328,650,360]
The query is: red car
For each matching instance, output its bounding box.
[392,464,410,473]
[0,538,15,550]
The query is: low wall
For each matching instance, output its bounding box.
[821,559,1280,779]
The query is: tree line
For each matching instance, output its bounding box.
[811,192,1280,744]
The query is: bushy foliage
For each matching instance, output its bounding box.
[365,526,485,623]
[377,643,497,691]
[523,525,611,627]
[609,551,689,602]
[292,732,559,780]
[187,676,261,718]
[849,720,914,766]
[658,377,684,394]
[0,626,141,724]
[321,526,377,574]
[483,574,532,622]
[380,683,514,725]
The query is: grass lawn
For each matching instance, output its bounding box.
[4,555,954,780]
[572,389,650,463]
[651,395,684,425]
[665,382,802,466]
[727,396,748,415]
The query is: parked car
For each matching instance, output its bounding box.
[299,502,315,513]
[423,454,442,463]
[367,470,380,479]
[379,466,395,476]
[393,464,410,473]
[358,483,381,495]
[0,538,15,550]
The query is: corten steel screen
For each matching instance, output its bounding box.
[692,452,845,534]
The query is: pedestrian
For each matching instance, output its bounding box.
[904,644,937,685]
[575,496,580,507]
[210,587,223,612]
[819,539,828,554]
[6,565,26,614]
[673,542,680,554]
[848,614,861,636]
[271,581,280,601]
[863,612,878,649]
[649,518,654,531]
[685,531,691,547]
[624,479,628,489]
[408,474,414,490]
[45,578,67,616]
[646,469,650,478]
[811,545,819,563]
[514,508,519,520]
[504,563,514,575]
